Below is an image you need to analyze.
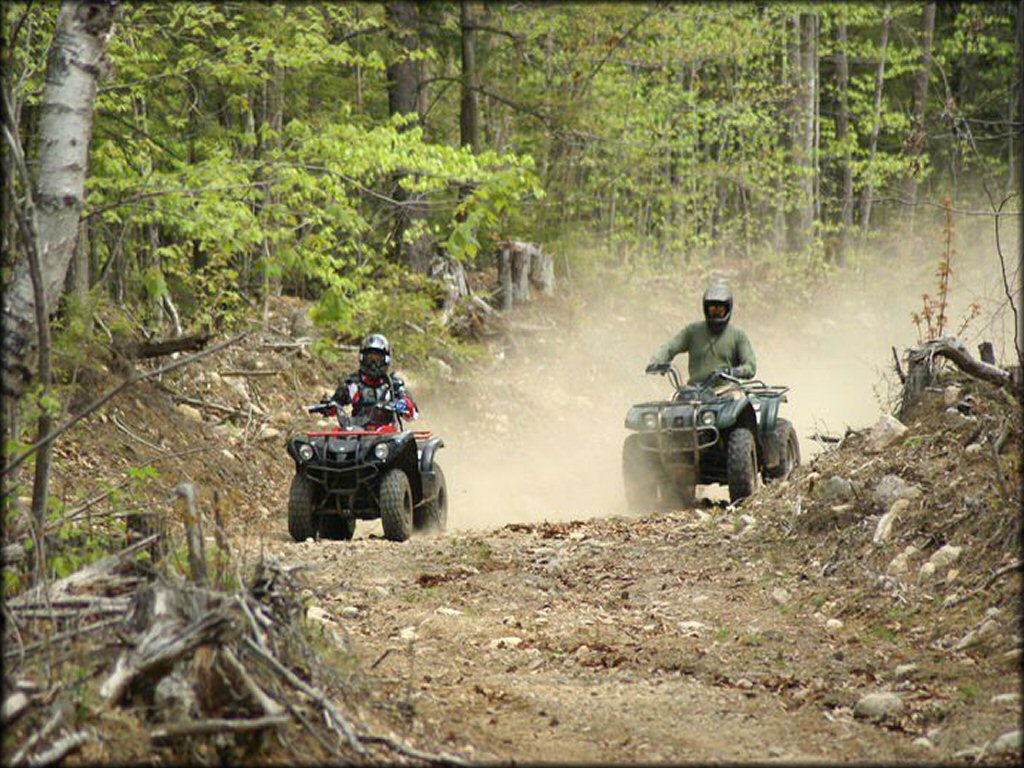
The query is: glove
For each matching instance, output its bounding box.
[394,398,409,415]
[645,361,669,375]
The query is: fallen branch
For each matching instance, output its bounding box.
[3,617,122,661]
[908,337,1012,389]
[25,729,92,767]
[162,390,250,419]
[12,534,156,607]
[110,413,164,452]
[218,369,283,378]
[2,333,247,478]
[126,333,211,359]
[243,637,367,756]
[360,734,473,766]
[151,715,289,740]
[10,703,65,765]
[101,597,233,706]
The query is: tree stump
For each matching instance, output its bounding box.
[497,241,555,310]
[900,336,1015,417]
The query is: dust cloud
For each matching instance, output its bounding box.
[416,217,1020,532]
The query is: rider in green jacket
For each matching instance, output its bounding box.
[646,284,756,384]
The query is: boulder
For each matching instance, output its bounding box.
[872,474,922,511]
[927,544,962,571]
[873,499,909,545]
[854,691,904,721]
[893,663,919,680]
[814,476,854,503]
[988,730,1022,756]
[865,414,908,450]
[942,385,962,407]
[176,403,202,422]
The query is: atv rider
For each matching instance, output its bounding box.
[329,334,418,427]
[645,284,757,384]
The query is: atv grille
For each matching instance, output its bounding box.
[672,413,693,428]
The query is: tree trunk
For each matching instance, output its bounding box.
[1010,0,1022,194]
[386,2,420,123]
[386,1,430,270]
[902,1,936,220]
[834,19,853,265]
[1,0,115,399]
[460,1,480,153]
[785,13,813,253]
[860,4,891,232]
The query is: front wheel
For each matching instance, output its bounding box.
[380,469,414,542]
[726,427,759,504]
[764,419,801,482]
[623,435,659,511]
[414,465,448,533]
[288,474,319,542]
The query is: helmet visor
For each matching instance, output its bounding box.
[705,302,729,319]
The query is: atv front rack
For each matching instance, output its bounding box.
[305,428,434,439]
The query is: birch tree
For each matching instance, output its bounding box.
[1,0,115,400]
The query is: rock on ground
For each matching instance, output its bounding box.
[854,692,903,721]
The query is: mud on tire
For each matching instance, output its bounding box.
[380,469,414,542]
[319,515,356,541]
[726,427,759,504]
[288,473,319,542]
[414,464,448,533]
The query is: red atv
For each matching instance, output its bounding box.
[285,398,447,542]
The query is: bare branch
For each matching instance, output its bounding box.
[2,333,248,478]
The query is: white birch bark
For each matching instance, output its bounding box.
[1,0,114,398]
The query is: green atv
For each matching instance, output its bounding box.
[622,365,800,509]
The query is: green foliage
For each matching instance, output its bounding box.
[3,1,1016,355]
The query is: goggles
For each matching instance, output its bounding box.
[706,303,729,319]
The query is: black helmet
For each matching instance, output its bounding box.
[359,333,391,378]
[702,284,733,334]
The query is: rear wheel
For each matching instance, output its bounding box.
[623,435,659,511]
[380,469,413,542]
[288,474,319,542]
[764,419,801,482]
[726,427,759,504]
[415,465,448,533]
[319,515,356,541]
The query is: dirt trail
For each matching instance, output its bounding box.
[257,505,1015,762]
[36,223,1016,762]
[240,225,1019,762]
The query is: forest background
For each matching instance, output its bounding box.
[1,1,1021,558]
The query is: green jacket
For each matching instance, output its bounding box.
[652,322,757,384]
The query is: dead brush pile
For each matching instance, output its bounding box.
[1,504,470,766]
[744,368,1021,663]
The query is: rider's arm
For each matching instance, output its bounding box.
[390,375,419,420]
[651,326,691,365]
[731,330,757,379]
[333,375,360,407]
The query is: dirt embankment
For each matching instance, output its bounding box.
[6,227,1021,763]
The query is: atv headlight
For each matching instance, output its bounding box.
[642,412,658,430]
[373,442,390,461]
[700,410,715,426]
[298,443,315,462]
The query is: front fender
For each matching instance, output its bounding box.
[419,437,445,473]
[717,397,755,431]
